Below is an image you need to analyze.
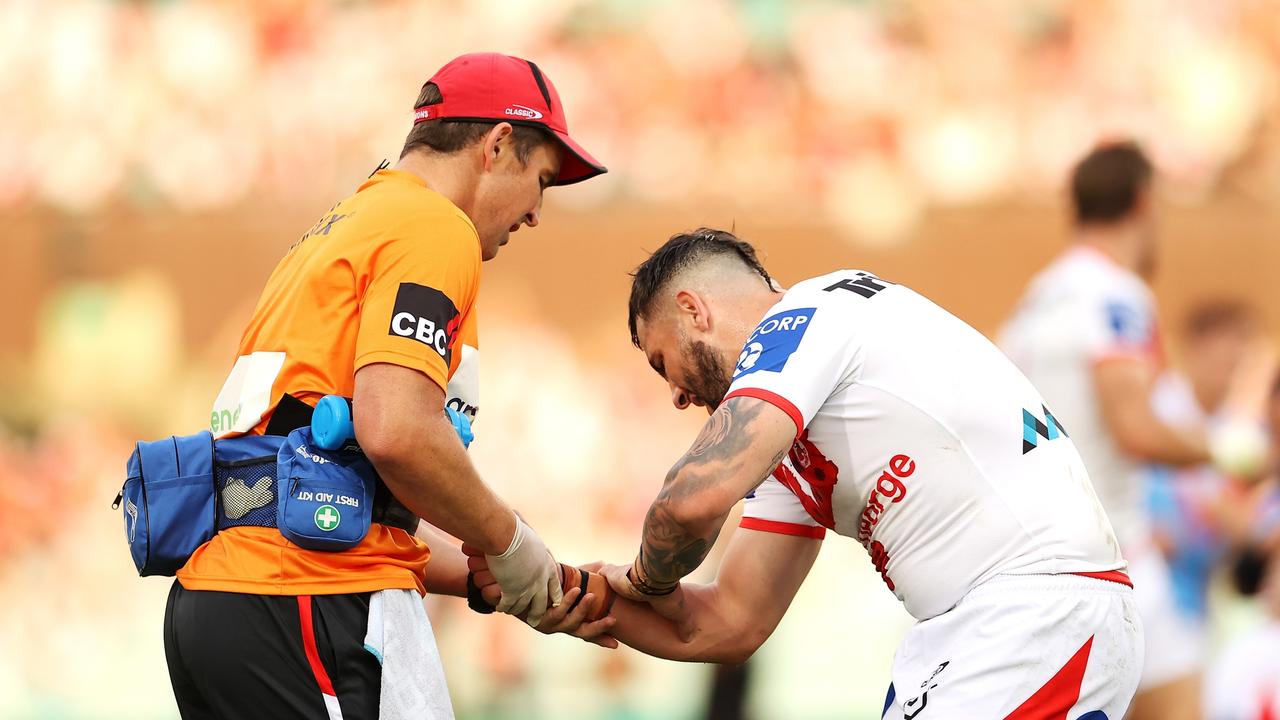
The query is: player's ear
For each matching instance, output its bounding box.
[480,122,515,172]
[674,289,711,332]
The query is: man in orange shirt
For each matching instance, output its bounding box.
[164,53,606,719]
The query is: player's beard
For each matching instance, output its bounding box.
[686,339,732,411]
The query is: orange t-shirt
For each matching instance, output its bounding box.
[178,169,482,596]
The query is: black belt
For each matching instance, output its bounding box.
[266,393,419,535]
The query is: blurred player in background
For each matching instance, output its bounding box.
[166,53,605,719]
[477,229,1145,718]
[1139,302,1262,718]
[1000,143,1268,720]
[1206,547,1280,720]
[1205,371,1280,720]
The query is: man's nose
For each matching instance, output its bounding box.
[669,381,691,410]
[525,199,542,228]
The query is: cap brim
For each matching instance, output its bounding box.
[550,130,607,186]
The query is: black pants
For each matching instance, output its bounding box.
[164,581,381,719]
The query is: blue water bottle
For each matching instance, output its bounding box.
[446,407,474,448]
[311,395,356,451]
[311,395,473,450]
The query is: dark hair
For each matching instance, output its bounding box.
[400,82,553,163]
[1070,142,1153,225]
[1183,300,1255,340]
[627,228,774,347]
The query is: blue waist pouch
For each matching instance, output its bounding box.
[118,431,217,576]
[275,427,375,551]
[117,423,391,574]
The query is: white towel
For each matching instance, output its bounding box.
[363,589,455,720]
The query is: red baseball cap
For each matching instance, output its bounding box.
[413,53,606,186]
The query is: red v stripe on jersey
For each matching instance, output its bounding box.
[1003,636,1094,720]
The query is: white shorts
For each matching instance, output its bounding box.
[882,573,1143,720]
[1128,550,1205,689]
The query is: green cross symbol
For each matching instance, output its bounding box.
[314,505,341,531]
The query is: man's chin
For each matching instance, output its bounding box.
[481,238,506,261]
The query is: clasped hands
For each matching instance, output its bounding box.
[463,544,693,648]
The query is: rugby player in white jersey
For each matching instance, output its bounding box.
[1000,143,1253,720]
[493,228,1143,719]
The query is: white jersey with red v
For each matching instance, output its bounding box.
[726,270,1125,621]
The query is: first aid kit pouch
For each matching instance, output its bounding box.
[118,431,216,576]
[276,426,376,551]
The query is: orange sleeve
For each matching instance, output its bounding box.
[353,215,480,392]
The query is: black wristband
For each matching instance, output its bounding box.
[466,572,496,614]
[562,567,590,614]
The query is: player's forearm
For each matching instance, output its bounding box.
[362,415,516,556]
[634,488,727,592]
[1113,414,1209,466]
[416,522,469,597]
[608,585,760,664]
[1094,360,1210,466]
[636,399,790,589]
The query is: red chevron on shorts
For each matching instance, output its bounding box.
[1003,636,1094,720]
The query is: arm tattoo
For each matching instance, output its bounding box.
[636,398,791,589]
[686,408,732,457]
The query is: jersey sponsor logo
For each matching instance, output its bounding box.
[856,453,915,545]
[388,283,462,363]
[824,271,894,299]
[771,431,839,529]
[733,307,816,379]
[209,351,286,437]
[1105,299,1150,347]
[505,104,544,119]
[446,397,478,420]
[870,540,895,592]
[737,341,764,372]
[1022,405,1068,454]
[446,344,481,421]
[856,453,916,592]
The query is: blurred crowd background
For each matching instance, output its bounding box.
[2,0,1280,718]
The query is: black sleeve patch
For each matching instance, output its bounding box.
[387,283,461,364]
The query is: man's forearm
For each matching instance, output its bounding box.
[636,399,790,589]
[633,493,724,593]
[370,422,516,555]
[354,364,518,555]
[607,585,756,664]
[416,522,469,597]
